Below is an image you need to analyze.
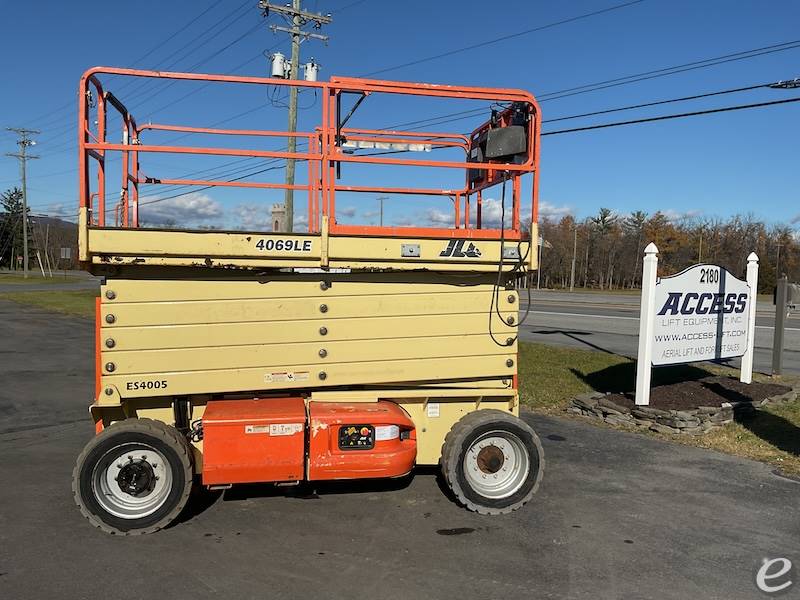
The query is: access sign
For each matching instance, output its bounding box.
[652,265,750,366]
[634,243,759,405]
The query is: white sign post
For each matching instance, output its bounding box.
[739,253,759,384]
[635,243,659,405]
[635,244,759,405]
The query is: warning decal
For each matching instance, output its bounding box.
[264,371,310,383]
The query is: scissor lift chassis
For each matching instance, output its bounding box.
[71,68,545,534]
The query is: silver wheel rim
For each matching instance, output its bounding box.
[463,431,530,499]
[91,443,173,520]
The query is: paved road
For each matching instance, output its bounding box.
[520,290,800,374]
[1,300,798,599]
[0,270,100,294]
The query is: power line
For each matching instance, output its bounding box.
[537,39,800,101]
[125,1,223,69]
[541,96,800,136]
[36,24,274,152]
[120,0,255,103]
[22,1,224,131]
[541,80,782,123]
[29,2,255,150]
[371,40,800,134]
[140,41,284,120]
[138,159,290,207]
[130,18,266,116]
[363,0,647,76]
[335,0,371,12]
[23,0,256,149]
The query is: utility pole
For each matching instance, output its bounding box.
[536,236,544,290]
[698,230,703,262]
[6,127,39,278]
[377,196,388,226]
[259,1,331,232]
[569,225,577,292]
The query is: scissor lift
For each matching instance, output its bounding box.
[71,67,544,534]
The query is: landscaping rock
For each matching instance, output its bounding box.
[650,423,680,434]
[604,415,632,427]
[710,411,734,423]
[680,426,705,436]
[674,410,697,420]
[765,391,796,404]
[657,416,700,429]
[631,406,671,419]
[573,396,599,410]
[568,380,799,438]
[598,397,630,413]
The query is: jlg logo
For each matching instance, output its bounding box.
[439,240,482,258]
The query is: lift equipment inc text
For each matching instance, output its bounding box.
[651,265,751,366]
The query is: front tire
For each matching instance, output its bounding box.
[441,410,544,515]
[72,418,193,535]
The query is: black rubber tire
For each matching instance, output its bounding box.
[72,418,193,535]
[441,410,544,515]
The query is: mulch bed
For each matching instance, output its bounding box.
[606,376,791,411]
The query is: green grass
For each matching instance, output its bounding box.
[0,274,80,284]
[518,343,630,410]
[517,342,737,410]
[518,341,800,475]
[0,290,98,317]
[686,402,800,475]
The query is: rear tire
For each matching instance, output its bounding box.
[72,418,193,535]
[441,410,544,515]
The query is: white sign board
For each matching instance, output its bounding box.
[634,243,759,405]
[652,264,750,365]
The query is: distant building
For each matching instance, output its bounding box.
[271,203,286,232]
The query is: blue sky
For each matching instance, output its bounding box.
[0,0,798,230]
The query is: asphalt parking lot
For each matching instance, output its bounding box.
[1,300,798,600]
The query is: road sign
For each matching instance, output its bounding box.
[60,247,71,260]
[788,283,800,309]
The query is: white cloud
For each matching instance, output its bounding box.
[425,208,452,225]
[474,198,514,228]
[370,198,571,230]
[791,214,800,225]
[338,206,357,218]
[295,213,309,227]
[361,210,380,220]
[140,193,223,227]
[233,203,271,230]
[661,208,702,223]
[234,204,309,231]
[47,202,67,215]
[539,201,572,219]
